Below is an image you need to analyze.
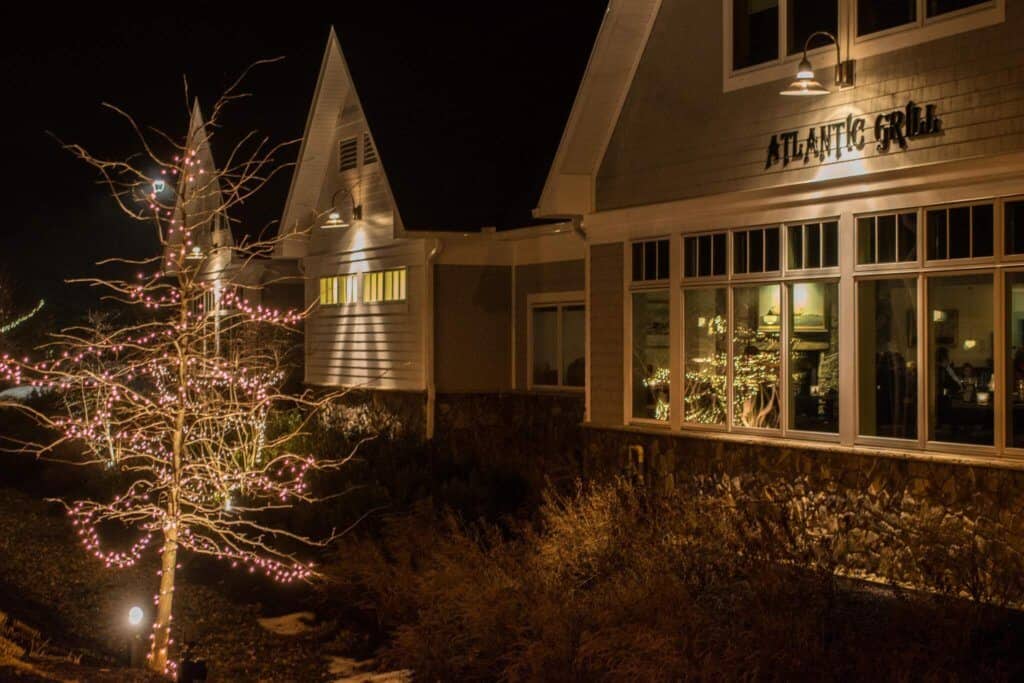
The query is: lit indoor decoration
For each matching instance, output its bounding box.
[780,31,854,96]
[322,186,363,229]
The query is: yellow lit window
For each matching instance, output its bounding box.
[362,268,406,303]
[319,274,358,305]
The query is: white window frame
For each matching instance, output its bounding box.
[723,0,1004,92]
[526,291,585,392]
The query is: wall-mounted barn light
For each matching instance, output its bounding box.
[780,31,854,96]
[322,186,362,229]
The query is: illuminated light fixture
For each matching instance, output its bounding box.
[187,245,204,260]
[780,31,855,96]
[762,312,780,326]
[963,339,977,350]
[322,186,362,229]
[152,180,166,194]
[128,606,144,627]
[933,309,948,322]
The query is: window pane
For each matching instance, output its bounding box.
[858,0,916,36]
[790,281,839,433]
[684,288,728,425]
[1006,201,1024,255]
[949,206,971,259]
[927,0,989,18]
[1007,273,1024,447]
[972,204,993,257]
[733,0,779,69]
[684,237,697,278]
[633,291,670,421]
[877,214,897,263]
[788,224,804,270]
[713,233,727,276]
[788,0,838,54]
[929,274,993,445]
[735,231,748,274]
[857,217,876,264]
[858,279,918,439]
[806,223,822,269]
[898,213,918,262]
[657,239,670,279]
[823,221,839,267]
[644,241,658,280]
[698,235,712,277]
[532,307,559,386]
[750,229,764,272]
[562,305,586,387]
[765,227,780,271]
[733,284,781,429]
[632,242,644,281]
[927,210,947,260]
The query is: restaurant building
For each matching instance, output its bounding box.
[538,0,1024,475]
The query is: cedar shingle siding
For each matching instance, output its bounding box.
[588,244,624,426]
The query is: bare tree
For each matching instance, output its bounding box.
[0,63,352,675]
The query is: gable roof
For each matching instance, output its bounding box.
[535,0,663,218]
[166,100,233,274]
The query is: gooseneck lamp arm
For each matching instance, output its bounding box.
[802,31,843,77]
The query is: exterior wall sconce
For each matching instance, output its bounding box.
[780,31,855,96]
[322,186,362,229]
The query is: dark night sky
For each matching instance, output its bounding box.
[2,5,605,324]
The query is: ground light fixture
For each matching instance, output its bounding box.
[128,605,144,626]
[780,31,855,96]
[127,606,145,668]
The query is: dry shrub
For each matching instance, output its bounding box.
[330,477,1024,681]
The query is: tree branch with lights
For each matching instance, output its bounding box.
[0,63,355,676]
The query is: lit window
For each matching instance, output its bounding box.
[856,212,918,265]
[683,287,728,424]
[858,278,918,440]
[732,284,781,429]
[632,290,670,421]
[319,274,359,305]
[789,281,839,433]
[929,274,994,445]
[362,268,407,303]
[530,303,585,389]
[631,238,670,282]
[733,0,779,69]
[1006,272,1024,447]
[858,0,916,36]
[684,232,727,278]
[733,226,780,275]
[926,203,994,261]
[788,221,839,270]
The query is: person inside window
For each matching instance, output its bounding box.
[936,346,962,435]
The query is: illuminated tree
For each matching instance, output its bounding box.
[0,63,350,675]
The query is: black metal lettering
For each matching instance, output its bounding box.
[851,117,866,149]
[804,128,817,163]
[766,135,781,168]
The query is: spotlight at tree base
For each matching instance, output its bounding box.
[129,605,144,627]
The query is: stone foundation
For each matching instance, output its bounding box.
[583,426,1024,602]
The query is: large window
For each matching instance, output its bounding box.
[1007,272,1024,448]
[531,302,585,389]
[733,284,781,429]
[928,274,994,445]
[790,281,839,433]
[683,288,728,425]
[362,268,407,303]
[857,278,918,440]
[632,290,670,421]
[320,274,359,305]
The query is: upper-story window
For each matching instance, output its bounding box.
[632,238,670,282]
[724,0,1003,91]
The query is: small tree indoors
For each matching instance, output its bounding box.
[0,64,350,675]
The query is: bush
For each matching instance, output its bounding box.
[328,476,1024,681]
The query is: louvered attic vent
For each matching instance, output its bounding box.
[339,137,359,172]
[363,133,377,165]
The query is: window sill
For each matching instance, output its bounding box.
[583,421,1024,472]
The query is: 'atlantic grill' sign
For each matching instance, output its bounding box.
[765,100,941,169]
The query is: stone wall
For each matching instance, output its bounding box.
[583,426,1024,602]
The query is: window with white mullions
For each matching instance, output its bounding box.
[530,303,585,389]
[856,212,918,265]
[684,232,728,279]
[733,226,780,275]
[788,221,839,270]
[925,203,994,261]
[631,238,670,282]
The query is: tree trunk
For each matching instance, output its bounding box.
[148,528,178,674]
